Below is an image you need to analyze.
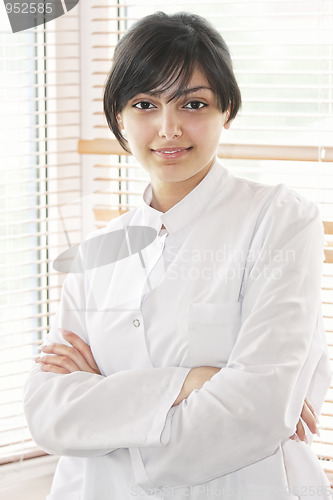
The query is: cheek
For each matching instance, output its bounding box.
[187,116,223,145]
[125,127,149,155]
[125,117,154,145]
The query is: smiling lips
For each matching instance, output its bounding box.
[152,146,192,160]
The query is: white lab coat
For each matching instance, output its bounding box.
[24,159,332,499]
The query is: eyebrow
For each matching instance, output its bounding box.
[175,86,213,96]
[145,86,213,98]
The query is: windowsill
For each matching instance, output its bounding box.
[0,455,59,500]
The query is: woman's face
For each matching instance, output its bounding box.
[119,67,231,188]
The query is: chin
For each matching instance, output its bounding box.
[159,170,196,182]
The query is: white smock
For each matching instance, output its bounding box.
[24,159,332,499]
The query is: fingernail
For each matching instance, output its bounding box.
[294,435,300,443]
[303,435,309,444]
[316,427,321,437]
[314,412,320,425]
[35,357,40,362]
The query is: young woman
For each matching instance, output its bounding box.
[24,12,332,500]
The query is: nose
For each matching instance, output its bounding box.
[158,107,182,139]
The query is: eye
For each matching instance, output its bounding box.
[132,101,155,110]
[183,100,207,110]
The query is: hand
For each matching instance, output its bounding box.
[173,366,220,406]
[289,398,320,443]
[35,330,101,375]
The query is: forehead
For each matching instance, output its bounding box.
[147,67,213,99]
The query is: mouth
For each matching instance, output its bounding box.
[152,147,192,159]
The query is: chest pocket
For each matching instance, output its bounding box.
[188,302,241,367]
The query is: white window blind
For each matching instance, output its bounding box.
[0,7,81,464]
[79,0,333,484]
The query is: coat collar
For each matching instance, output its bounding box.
[141,158,231,235]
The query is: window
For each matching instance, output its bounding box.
[1,0,332,484]
[0,7,81,464]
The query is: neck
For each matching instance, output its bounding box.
[149,160,214,213]
[150,183,190,213]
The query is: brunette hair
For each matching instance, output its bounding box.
[103,11,241,152]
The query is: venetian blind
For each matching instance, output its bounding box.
[0,7,81,464]
[80,0,333,484]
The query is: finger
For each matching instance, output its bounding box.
[38,363,70,375]
[61,330,100,372]
[36,354,80,373]
[295,419,308,443]
[305,398,318,418]
[301,400,317,435]
[41,342,95,373]
[305,398,315,414]
[61,330,100,373]
[304,398,320,425]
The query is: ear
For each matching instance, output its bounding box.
[117,113,124,130]
[223,107,232,130]
[223,119,233,130]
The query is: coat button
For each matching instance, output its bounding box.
[133,319,140,327]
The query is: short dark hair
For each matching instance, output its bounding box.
[103,11,242,152]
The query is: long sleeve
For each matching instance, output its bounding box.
[132,193,329,488]
[23,270,190,458]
